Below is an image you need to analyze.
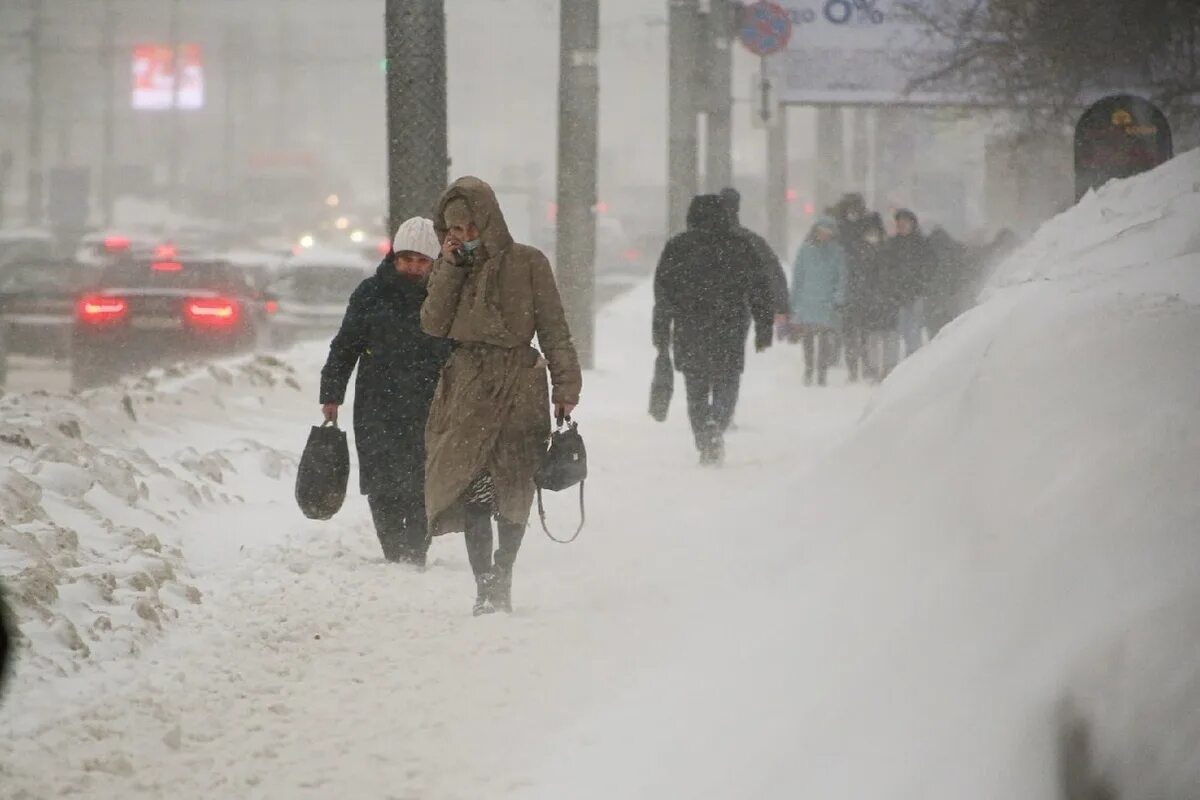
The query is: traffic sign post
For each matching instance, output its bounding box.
[739,2,792,124]
[739,1,793,57]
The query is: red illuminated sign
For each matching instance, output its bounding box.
[132,44,205,110]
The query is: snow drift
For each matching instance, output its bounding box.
[517,151,1200,799]
[0,356,303,677]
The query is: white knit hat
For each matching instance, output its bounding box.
[392,217,440,260]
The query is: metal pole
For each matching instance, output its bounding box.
[276,0,288,145]
[223,21,238,227]
[704,0,734,192]
[166,0,181,212]
[26,0,45,225]
[814,105,844,213]
[385,0,448,234]
[851,106,869,193]
[766,106,788,257]
[668,0,700,235]
[556,0,600,370]
[100,0,116,227]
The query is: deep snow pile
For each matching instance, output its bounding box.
[0,356,303,677]
[515,151,1200,799]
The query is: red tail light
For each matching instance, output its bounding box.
[78,294,128,324]
[264,300,279,314]
[103,235,130,252]
[155,243,177,259]
[184,297,239,327]
[376,240,391,255]
[151,260,183,272]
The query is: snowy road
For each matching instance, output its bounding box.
[0,286,872,798]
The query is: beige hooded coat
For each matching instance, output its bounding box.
[421,177,582,535]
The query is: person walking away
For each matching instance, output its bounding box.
[886,209,937,357]
[718,187,789,324]
[924,226,970,337]
[653,194,773,466]
[859,213,902,381]
[421,176,581,616]
[789,216,847,387]
[320,218,449,566]
[832,193,874,382]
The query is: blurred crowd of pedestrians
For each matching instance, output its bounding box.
[652,188,1021,464]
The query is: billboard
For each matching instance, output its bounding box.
[768,0,968,106]
[132,44,205,110]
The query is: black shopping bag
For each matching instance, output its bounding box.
[649,350,674,422]
[295,421,349,520]
[535,419,587,543]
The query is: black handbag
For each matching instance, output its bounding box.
[649,349,674,422]
[295,421,350,520]
[534,418,587,543]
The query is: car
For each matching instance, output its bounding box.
[71,257,272,389]
[75,230,176,271]
[265,248,373,349]
[0,258,88,362]
[0,229,54,269]
[209,248,284,293]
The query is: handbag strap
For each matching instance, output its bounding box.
[538,481,586,544]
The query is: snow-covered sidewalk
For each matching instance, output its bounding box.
[0,284,872,798]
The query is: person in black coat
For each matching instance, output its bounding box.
[884,208,938,357]
[653,194,774,465]
[320,218,451,566]
[719,187,789,321]
[833,193,875,382]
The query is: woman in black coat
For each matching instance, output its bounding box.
[320,218,451,566]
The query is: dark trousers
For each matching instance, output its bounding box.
[801,329,837,384]
[367,478,429,562]
[843,325,872,380]
[464,508,525,578]
[683,372,741,447]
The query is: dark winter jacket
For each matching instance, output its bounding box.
[925,228,972,332]
[653,195,774,376]
[883,225,938,307]
[861,240,901,331]
[835,212,878,328]
[320,256,451,495]
[733,223,789,316]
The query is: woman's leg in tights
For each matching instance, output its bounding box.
[464,508,493,578]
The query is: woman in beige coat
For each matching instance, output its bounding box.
[421,176,582,615]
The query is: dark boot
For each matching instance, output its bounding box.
[491,522,524,614]
[490,564,512,614]
[473,573,498,616]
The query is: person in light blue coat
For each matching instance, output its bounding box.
[789,216,847,386]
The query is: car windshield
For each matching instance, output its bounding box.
[0,260,82,292]
[272,267,365,304]
[99,260,250,294]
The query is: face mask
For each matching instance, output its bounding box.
[462,238,482,253]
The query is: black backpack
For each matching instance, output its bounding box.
[534,419,587,543]
[295,422,350,521]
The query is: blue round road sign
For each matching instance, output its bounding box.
[740,1,793,57]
